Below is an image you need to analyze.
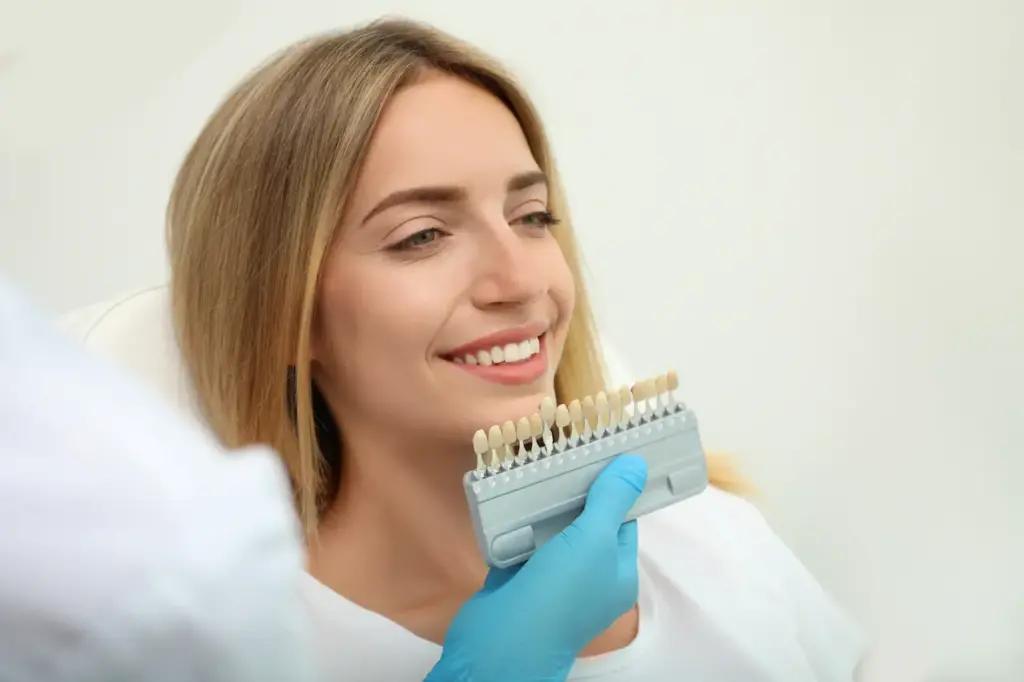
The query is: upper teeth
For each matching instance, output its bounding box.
[455,337,541,366]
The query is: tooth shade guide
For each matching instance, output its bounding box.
[468,370,691,481]
[463,382,708,567]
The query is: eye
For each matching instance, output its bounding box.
[390,228,447,251]
[516,210,561,229]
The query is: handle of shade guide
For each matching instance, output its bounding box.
[490,525,537,567]
[488,490,592,567]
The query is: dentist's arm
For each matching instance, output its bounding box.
[0,277,315,682]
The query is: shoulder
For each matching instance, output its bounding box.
[640,487,867,680]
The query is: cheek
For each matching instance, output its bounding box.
[314,259,450,379]
[546,245,576,324]
[539,243,576,370]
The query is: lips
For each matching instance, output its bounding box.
[440,323,550,363]
[440,325,551,386]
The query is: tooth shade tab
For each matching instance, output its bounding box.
[456,336,542,366]
[472,429,489,475]
[516,418,531,441]
[487,425,503,450]
[540,396,556,424]
[529,413,543,437]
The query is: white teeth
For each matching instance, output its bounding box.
[456,336,542,366]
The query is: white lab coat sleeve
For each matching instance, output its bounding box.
[0,276,317,682]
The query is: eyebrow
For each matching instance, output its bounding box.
[360,170,548,225]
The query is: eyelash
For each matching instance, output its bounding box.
[388,210,561,252]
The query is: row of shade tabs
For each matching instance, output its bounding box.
[471,370,682,476]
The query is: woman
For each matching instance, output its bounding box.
[167,17,864,681]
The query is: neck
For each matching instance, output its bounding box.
[309,422,487,612]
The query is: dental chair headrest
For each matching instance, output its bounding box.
[58,285,208,428]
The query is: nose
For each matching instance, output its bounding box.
[470,222,547,310]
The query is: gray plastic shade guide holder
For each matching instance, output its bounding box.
[463,405,708,568]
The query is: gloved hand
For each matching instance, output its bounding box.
[424,454,648,682]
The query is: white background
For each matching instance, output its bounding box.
[1,0,1022,678]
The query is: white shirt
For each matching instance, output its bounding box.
[0,277,315,682]
[301,485,866,682]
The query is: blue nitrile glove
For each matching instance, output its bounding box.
[424,454,648,682]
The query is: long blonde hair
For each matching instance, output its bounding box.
[167,17,746,538]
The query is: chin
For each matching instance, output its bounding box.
[450,386,553,440]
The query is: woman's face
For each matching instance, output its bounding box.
[313,73,575,447]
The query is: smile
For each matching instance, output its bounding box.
[441,331,549,386]
[452,336,541,366]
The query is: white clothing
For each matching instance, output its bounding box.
[301,485,866,682]
[0,276,314,682]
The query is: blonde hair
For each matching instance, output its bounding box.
[167,17,747,538]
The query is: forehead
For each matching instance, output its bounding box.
[348,74,539,208]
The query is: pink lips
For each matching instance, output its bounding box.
[442,326,549,386]
[441,322,549,359]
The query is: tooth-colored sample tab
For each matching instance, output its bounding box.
[666,369,679,391]
[540,396,556,424]
[608,389,621,416]
[473,429,489,455]
[529,413,543,437]
[568,399,583,426]
[488,425,503,450]
[595,391,609,420]
[473,429,489,471]
[555,404,570,428]
[516,417,531,441]
[631,381,646,401]
[501,421,517,445]
[582,395,596,426]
